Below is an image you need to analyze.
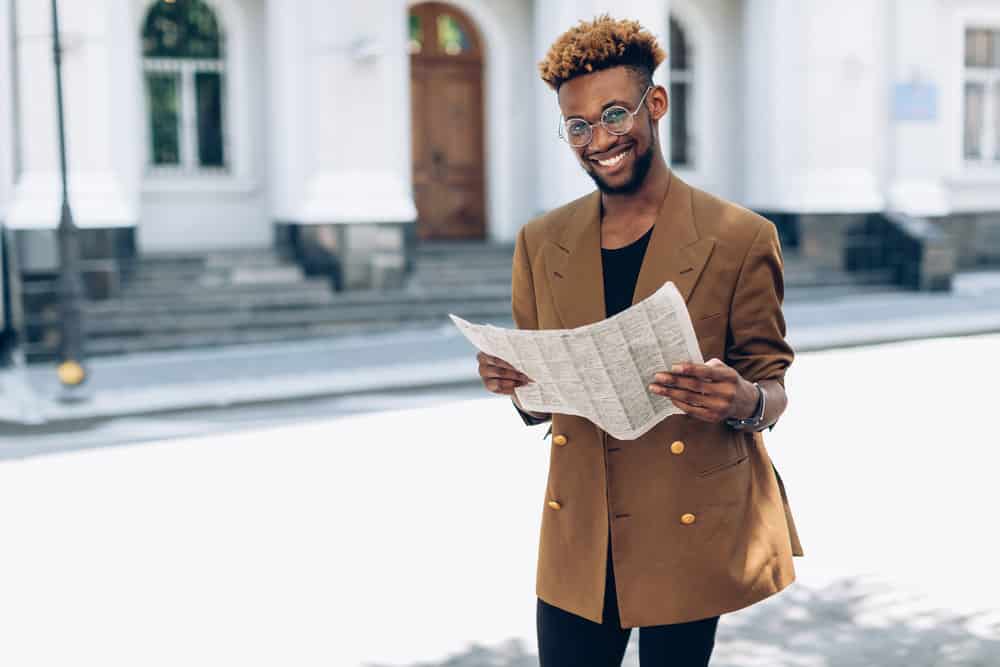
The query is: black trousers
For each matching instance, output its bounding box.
[536,533,719,666]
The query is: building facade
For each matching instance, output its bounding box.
[1,0,999,287]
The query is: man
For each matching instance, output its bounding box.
[476,15,803,667]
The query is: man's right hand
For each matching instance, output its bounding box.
[477,352,531,396]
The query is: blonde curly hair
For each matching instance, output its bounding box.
[538,14,666,91]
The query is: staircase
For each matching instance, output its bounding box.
[20,246,510,362]
[18,241,901,363]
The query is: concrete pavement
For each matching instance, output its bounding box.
[1,335,997,666]
[2,271,1000,426]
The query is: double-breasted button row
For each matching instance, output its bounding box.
[549,498,693,523]
[673,441,693,523]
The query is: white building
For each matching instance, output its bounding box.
[1,0,999,287]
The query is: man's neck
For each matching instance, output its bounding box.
[599,160,671,223]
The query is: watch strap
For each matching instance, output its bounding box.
[725,382,765,430]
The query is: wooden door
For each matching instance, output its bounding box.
[410,3,486,240]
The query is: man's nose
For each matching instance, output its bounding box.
[587,124,618,155]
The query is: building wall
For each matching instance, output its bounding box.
[743,0,886,214]
[4,0,999,259]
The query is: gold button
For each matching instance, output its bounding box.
[553,434,568,447]
[548,500,562,510]
[680,513,696,525]
[670,440,685,455]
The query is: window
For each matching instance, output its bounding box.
[669,17,693,169]
[142,0,226,173]
[963,27,1000,164]
[408,3,479,58]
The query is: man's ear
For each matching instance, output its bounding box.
[651,85,669,122]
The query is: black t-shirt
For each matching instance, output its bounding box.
[601,225,654,318]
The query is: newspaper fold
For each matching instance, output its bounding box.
[450,281,703,440]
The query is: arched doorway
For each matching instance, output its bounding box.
[409,2,486,240]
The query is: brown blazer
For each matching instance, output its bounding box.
[511,169,803,628]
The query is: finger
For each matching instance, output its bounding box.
[652,373,708,395]
[487,378,521,395]
[482,356,532,382]
[479,365,529,383]
[483,365,527,382]
[670,360,733,383]
[655,373,738,402]
[486,354,518,371]
[669,396,719,422]
[651,384,727,411]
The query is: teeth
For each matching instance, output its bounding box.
[597,149,629,167]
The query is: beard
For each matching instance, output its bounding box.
[584,139,655,195]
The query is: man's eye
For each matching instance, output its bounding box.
[604,108,628,125]
[567,122,588,136]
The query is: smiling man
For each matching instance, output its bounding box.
[475,15,803,667]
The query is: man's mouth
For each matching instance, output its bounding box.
[591,146,632,172]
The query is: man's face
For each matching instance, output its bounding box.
[557,67,668,195]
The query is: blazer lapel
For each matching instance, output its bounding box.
[545,191,606,329]
[631,170,715,306]
[544,170,715,330]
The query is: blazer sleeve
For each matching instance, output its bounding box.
[512,225,539,331]
[511,225,552,426]
[726,219,794,388]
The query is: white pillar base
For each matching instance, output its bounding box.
[298,170,416,225]
[6,171,136,230]
[887,179,950,217]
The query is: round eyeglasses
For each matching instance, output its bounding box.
[558,86,653,148]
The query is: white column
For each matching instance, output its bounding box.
[885,0,949,216]
[6,0,137,231]
[533,1,670,215]
[266,0,309,223]
[0,0,15,220]
[268,0,415,226]
[742,0,884,213]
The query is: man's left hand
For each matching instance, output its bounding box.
[649,358,757,423]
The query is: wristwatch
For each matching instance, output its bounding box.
[725,382,765,430]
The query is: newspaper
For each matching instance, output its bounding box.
[449,281,703,440]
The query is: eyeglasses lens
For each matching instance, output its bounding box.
[562,105,633,147]
[603,107,630,132]
[565,120,590,147]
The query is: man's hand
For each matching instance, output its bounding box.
[648,358,758,423]
[477,352,532,396]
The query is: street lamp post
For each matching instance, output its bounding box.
[50,0,88,395]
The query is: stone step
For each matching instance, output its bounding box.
[22,318,467,361]
[22,282,906,362]
[37,284,512,318]
[131,249,291,267]
[414,241,515,257]
[25,297,513,339]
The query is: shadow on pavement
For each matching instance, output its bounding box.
[366,577,1000,667]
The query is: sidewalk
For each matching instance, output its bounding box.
[2,271,1000,425]
[2,335,997,666]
